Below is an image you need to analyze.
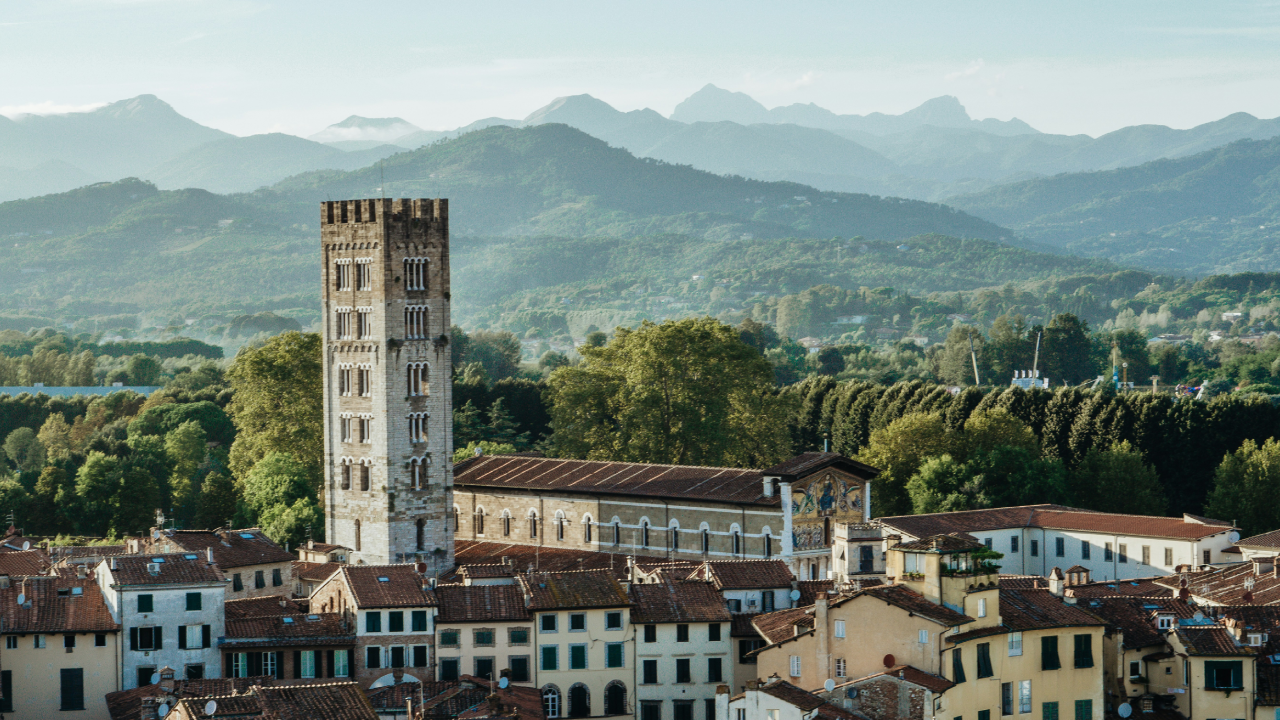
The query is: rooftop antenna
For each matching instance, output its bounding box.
[1032,331,1042,377]
[968,335,981,386]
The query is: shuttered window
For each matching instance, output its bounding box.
[60,668,85,710]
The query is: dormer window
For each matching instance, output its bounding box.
[903,553,922,575]
[1157,615,1174,630]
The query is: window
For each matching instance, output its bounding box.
[404,258,428,291]
[1031,540,1039,557]
[1073,634,1094,668]
[1129,661,1141,678]
[64,634,76,650]
[762,590,775,613]
[541,614,557,633]
[835,657,846,678]
[1073,700,1092,720]
[980,710,990,720]
[709,657,723,682]
[569,644,587,670]
[60,668,84,711]
[644,625,657,643]
[739,638,763,664]
[355,262,371,290]
[185,664,204,680]
[440,658,459,682]
[676,658,691,683]
[1205,660,1244,689]
[339,366,351,396]
[732,531,741,555]
[474,657,495,680]
[727,599,742,613]
[182,624,205,649]
[510,627,530,645]
[1019,680,1031,714]
[356,310,371,338]
[359,417,372,444]
[920,630,929,644]
[503,514,512,536]
[1141,546,1151,565]
[510,656,530,682]
[584,519,592,543]
[389,612,405,633]
[643,659,658,684]
[605,612,623,630]
[569,613,587,632]
[412,610,428,632]
[138,594,154,613]
[358,367,371,396]
[1081,541,1091,560]
[366,612,382,633]
[1164,547,1174,566]
[440,630,460,647]
[1009,631,1023,656]
[405,306,429,339]
[413,646,428,667]
[255,570,265,589]
[336,309,352,339]
[677,624,689,642]
[952,648,966,683]
[834,620,846,638]
[365,646,381,669]
[407,363,429,397]
[1043,703,1058,720]
[186,592,202,611]
[641,522,650,547]
[984,538,993,549]
[541,645,558,671]
[763,534,772,558]
[978,598,988,617]
[1118,543,1128,563]
[613,522,621,545]
[1011,536,1019,553]
[977,643,993,678]
[1204,549,1212,565]
[1002,682,1013,716]
[530,513,539,538]
[1041,636,1061,670]
[335,262,350,290]
[1157,615,1174,630]
[340,417,352,444]
[4,637,13,649]
[641,702,662,720]
[409,414,428,444]
[606,642,625,668]
[131,626,161,651]
[334,650,349,678]
[702,529,710,553]
[1104,543,1113,562]
[35,634,47,649]
[789,655,802,677]
[675,701,694,720]
[709,623,721,642]
[1055,538,1065,557]
[301,650,316,679]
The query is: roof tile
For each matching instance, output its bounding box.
[340,565,437,609]
[104,553,226,586]
[881,505,1236,542]
[518,569,629,610]
[629,576,732,624]
[151,528,294,569]
[436,584,532,623]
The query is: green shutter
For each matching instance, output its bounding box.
[412,611,428,632]
[1073,634,1094,668]
[607,643,624,668]
[1074,700,1091,720]
[541,645,557,671]
[570,644,587,670]
[1042,703,1058,720]
[1041,636,1061,670]
[138,594,153,613]
[952,648,966,683]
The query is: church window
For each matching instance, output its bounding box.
[407,363,429,396]
[360,464,371,492]
[502,512,511,537]
[641,522,650,548]
[359,417,372,443]
[475,509,485,535]
[340,461,351,490]
[356,309,372,339]
[702,529,710,554]
[613,522,620,545]
[405,306,428,339]
[335,261,351,290]
[409,414,427,443]
[410,458,425,490]
[355,261,371,291]
[357,366,371,396]
[404,258,428,291]
[338,365,352,395]
[670,524,680,552]
[336,309,352,339]
[529,512,539,539]
[340,416,352,443]
[583,518,592,544]
[732,530,741,555]
[555,513,566,542]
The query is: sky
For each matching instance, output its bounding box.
[3,0,1280,138]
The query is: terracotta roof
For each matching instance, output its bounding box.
[893,534,984,553]
[107,678,280,720]
[367,681,452,710]
[753,606,814,644]
[420,684,491,720]
[305,543,350,553]
[731,613,762,637]
[1217,606,1280,656]
[1066,577,1174,599]
[225,595,306,620]
[852,584,974,627]
[454,454,780,506]
[223,613,354,647]
[0,549,50,575]
[176,681,377,720]
[460,564,517,580]
[0,574,118,633]
[1176,626,1254,656]
[796,580,837,605]
[1258,664,1280,705]
[686,560,796,590]
[339,565,438,609]
[1239,529,1280,549]
[761,452,879,481]
[104,553,226,586]
[757,679,858,720]
[950,588,1103,643]
[51,545,128,560]
[445,540,645,583]
[1161,564,1280,605]
[519,569,629,610]
[1082,597,1196,649]
[154,528,294,568]
[456,676,546,720]
[0,528,34,552]
[436,583,532,623]
[881,504,1235,541]
[630,576,732,623]
[839,665,955,695]
[293,561,344,584]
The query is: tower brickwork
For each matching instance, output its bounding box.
[321,198,453,568]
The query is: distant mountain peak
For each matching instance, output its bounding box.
[96,94,177,119]
[671,84,770,124]
[523,94,626,127]
[309,116,423,143]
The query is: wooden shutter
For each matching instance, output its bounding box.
[225,653,234,678]
[275,652,284,679]
[202,625,211,649]
[293,651,303,679]
[0,670,13,712]
[154,626,163,650]
[60,668,84,711]
[325,649,334,678]
[178,628,187,650]
[129,627,138,651]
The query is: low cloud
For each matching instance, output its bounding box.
[945,60,985,81]
[0,101,107,118]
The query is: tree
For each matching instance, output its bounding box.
[0,476,29,530]
[195,472,240,530]
[226,332,323,488]
[165,421,208,524]
[738,318,780,353]
[486,398,531,449]
[1205,438,1280,536]
[937,326,988,386]
[986,315,1032,382]
[3,427,44,473]
[465,330,522,382]
[453,401,486,447]
[906,454,973,514]
[259,497,323,548]
[1071,441,1169,517]
[547,318,794,467]
[31,466,74,535]
[858,413,952,516]
[125,354,164,386]
[959,409,1039,458]
[37,414,74,463]
[1041,314,1094,385]
[584,331,608,348]
[814,347,846,376]
[539,351,570,371]
[453,441,520,464]
[241,452,313,524]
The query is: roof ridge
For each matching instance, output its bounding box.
[482,453,765,474]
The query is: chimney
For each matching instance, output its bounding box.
[715,685,731,720]
[110,557,117,571]
[762,477,775,498]
[76,565,87,580]
[815,597,830,683]
[206,547,214,564]
[159,666,176,692]
[142,697,158,720]
[1048,567,1065,597]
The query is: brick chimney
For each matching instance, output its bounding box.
[1047,567,1065,597]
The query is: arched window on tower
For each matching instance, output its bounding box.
[640,521,649,548]
[404,305,429,339]
[360,462,371,491]
[669,522,680,552]
[340,459,352,490]
[404,258,428,291]
[502,511,512,537]
[407,363,429,396]
[409,413,428,444]
[582,515,593,544]
[416,519,425,551]
[453,506,460,532]
[410,457,426,490]
[555,511,566,542]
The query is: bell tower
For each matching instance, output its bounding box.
[320,198,453,568]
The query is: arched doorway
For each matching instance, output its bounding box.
[542,685,561,719]
[568,683,590,718]
[604,681,627,716]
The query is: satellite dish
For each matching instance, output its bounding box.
[21,541,29,550]
[152,530,160,539]
[150,672,160,685]
[1194,611,1205,621]
[789,589,801,601]
[158,704,171,717]
[883,654,896,668]
[499,677,510,689]
[823,679,836,693]
[205,701,218,716]
[1118,704,1132,718]
[16,593,24,605]
[1229,531,1241,543]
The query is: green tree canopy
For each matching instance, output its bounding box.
[547,318,794,467]
[226,332,322,487]
[1071,441,1169,517]
[1205,438,1280,536]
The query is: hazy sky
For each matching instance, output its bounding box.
[3,0,1280,138]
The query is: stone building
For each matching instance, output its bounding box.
[452,452,878,582]
[321,198,453,567]
[141,528,295,600]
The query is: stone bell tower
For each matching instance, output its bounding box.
[320,198,453,568]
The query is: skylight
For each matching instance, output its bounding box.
[184,554,198,560]
[283,617,294,624]
[240,533,255,539]
[307,614,320,621]
[378,576,390,582]
[72,587,83,596]
[151,558,165,563]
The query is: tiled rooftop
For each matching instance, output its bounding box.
[0,548,50,575]
[454,454,780,506]
[761,452,879,481]
[629,576,732,624]
[1066,577,1174,599]
[893,534,983,553]
[223,613,353,647]
[880,505,1234,541]
[176,682,377,720]
[752,606,814,644]
[293,561,344,584]
[339,565,438,609]
[456,676,547,720]
[0,574,118,633]
[445,540,647,583]
[839,665,955,695]
[107,678,281,720]
[435,583,532,623]
[1240,529,1280,549]
[104,553,226,586]
[950,588,1102,644]
[1081,597,1196,649]
[852,584,974,627]
[1159,564,1280,605]
[152,528,294,569]
[1176,626,1255,656]
[686,559,796,590]
[518,569,629,610]
[225,595,306,620]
